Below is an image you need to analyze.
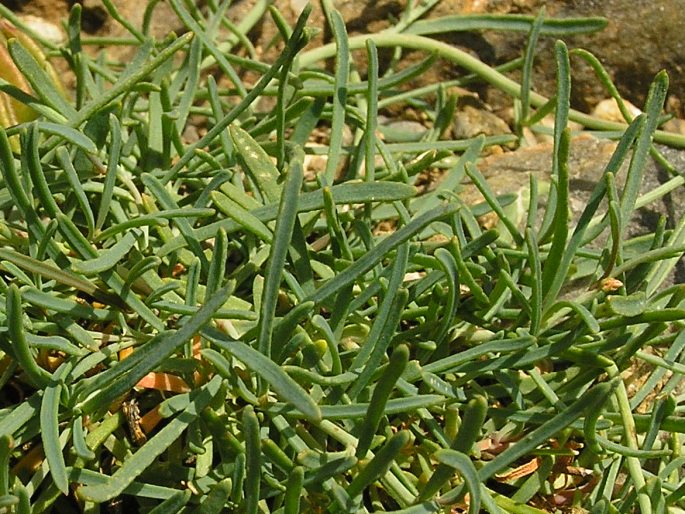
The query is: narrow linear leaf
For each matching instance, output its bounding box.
[405,14,607,36]
[348,289,409,398]
[38,121,97,154]
[78,376,222,502]
[7,39,76,118]
[72,415,95,461]
[0,127,32,214]
[72,230,140,275]
[0,436,12,496]
[57,146,96,236]
[201,328,321,422]
[519,9,545,129]
[410,336,536,381]
[95,208,214,242]
[95,114,122,231]
[267,395,445,420]
[142,173,209,270]
[7,285,51,388]
[72,33,193,129]
[243,406,260,514]
[230,124,280,203]
[418,396,488,501]
[205,228,228,297]
[465,163,522,245]
[160,182,416,255]
[41,362,72,494]
[547,115,642,305]
[258,154,303,357]
[77,286,230,414]
[169,0,246,98]
[211,191,272,242]
[161,6,312,183]
[434,449,481,514]
[364,39,379,184]
[321,0,349,183]
[306,204,459,305]
[148,491,191,514]
[478,381,616,480]
[356,345,409,457]
[541,127,571,309]
[192,479,231,514]
[284,466,304,514]
[347,431,410,500]
[620,71,669,223]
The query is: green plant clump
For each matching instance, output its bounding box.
[0,1,684,513]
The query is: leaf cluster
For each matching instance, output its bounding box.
[0,1,683,513]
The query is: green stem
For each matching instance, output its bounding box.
[606,364,651,513]
[299,33,685,148]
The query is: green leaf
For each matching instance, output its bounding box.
[364,39,379,184]
[7,40,76,118]
[257,153,303,357]
[347,431,410,500]
[434,449,481,514]
[95,114,122,232]
[211,191,272,242]
[465,163,522,245]
[607,292,647,317]
[243,406,260,514]
[72,230,141,275]
[418,396,487,501]
[267,395,446,420]
[142,173,209,271]
[284,466,305,514]
[76,286,230,414]
[519,9,546,131]
[356,345,409,457]
[405,14,607,36]
[161,5,312,183]
[38,122,97,154]
[94,208,214,242]
[541,127,571,309]
[230,124,280,203]
[205,230,229,302]
[202,330,321,422]
[620,71,669,223]
[78,376,222,502]
[159,181,416,255]
[41,361,72,494]
[169,0,246,99]
[6,285,51,388]
[71,33,192,129]
[0,248,100,297]
[306,204,458,305]
[478,381,616,480]
[148,491,191,514]
[321,0,349,183]
[72,415,95,461]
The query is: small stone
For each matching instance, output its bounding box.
[18,14,63,44]
[290,0,309,15]
[600,278,623,293]
[663,118,685,135]
[592,98,642,123]
[453,104,511,140]
[380,120,427,143]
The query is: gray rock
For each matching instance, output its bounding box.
[453,104,512,140]
[464,134,685,284]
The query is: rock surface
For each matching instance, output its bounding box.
[465,135,685,283]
